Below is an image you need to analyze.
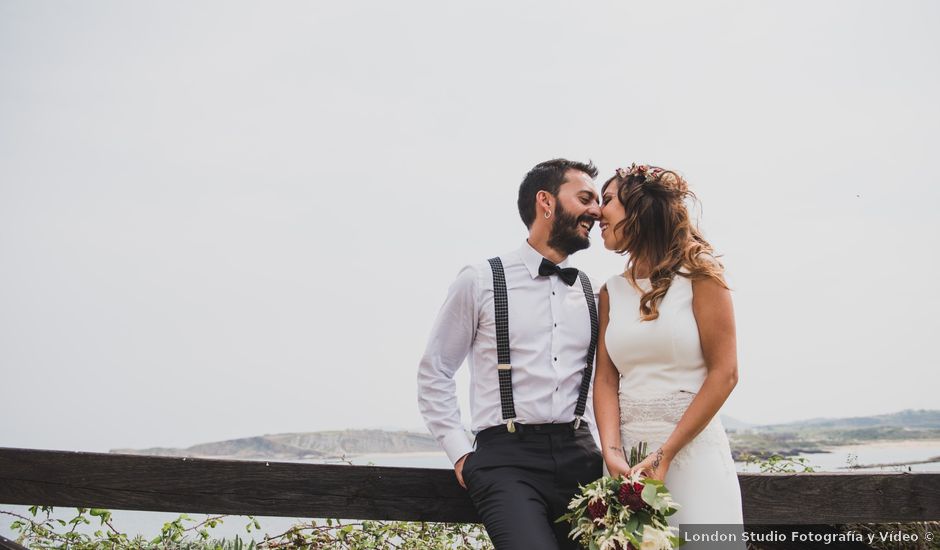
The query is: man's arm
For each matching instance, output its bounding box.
[417,265,479,483]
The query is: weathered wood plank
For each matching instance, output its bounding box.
[1,448,938,524]
[0,535,30,550]
[739,472,939,524]
[0,448,479,522]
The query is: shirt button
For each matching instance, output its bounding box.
[554,323,557,327]
[554,357,558,361]
[552,291,556,296]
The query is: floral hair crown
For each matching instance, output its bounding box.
[615,163,664,182]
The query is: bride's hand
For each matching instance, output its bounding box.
[629,448,671,481]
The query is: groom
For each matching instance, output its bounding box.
[417,158,604,549]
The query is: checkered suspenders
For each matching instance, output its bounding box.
[487,257,599,433]
[574,271,599,429]
[487,257,516,432]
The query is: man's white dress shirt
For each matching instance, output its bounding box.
[417,241,600,464]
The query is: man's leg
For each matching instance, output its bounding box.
[467,465,562,550]
[550,428,604,550]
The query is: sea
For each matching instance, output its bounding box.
[3,440,938,543]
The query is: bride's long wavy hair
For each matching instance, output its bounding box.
[602,166,728,321]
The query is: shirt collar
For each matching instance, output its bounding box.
[519,240,571,280]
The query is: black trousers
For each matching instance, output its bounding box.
[462,423,603,550]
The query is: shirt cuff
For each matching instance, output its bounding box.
[441,429,474,466]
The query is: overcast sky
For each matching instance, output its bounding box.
[2,1,938,453]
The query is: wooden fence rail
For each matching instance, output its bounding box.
[1,447,938,526]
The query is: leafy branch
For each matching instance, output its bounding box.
[4,506,492,549]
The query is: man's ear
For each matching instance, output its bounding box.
[535,190,553,217]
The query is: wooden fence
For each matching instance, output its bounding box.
[1,447,939,546]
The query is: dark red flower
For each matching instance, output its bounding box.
[587,499,608,520]
[618,481,647,511]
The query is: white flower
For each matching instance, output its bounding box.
[625,470,644,485]
[617,506,633,523]
[640,525,673,550]
[571,517,596,539]
[659,492,679,510]
[584,483,608,503]
[568,494,588,510]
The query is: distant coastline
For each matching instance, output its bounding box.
[724,409,940,460]
[111,429,440,462]
[111,409,940,463]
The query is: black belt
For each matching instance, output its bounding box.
[475,420,589,444]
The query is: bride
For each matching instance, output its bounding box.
[593,164,744,530]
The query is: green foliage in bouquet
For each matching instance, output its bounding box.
[557,443,682,550]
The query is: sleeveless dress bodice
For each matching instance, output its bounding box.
[605,274,706,400]
[604,272,744,533]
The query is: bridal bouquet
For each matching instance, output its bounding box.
[557,443,682,550]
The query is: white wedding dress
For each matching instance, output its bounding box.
[605,273,744,533]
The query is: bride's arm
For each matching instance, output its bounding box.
[635,276,739,478]
[594,285,630,477]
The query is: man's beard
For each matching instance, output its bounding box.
[547,202,593,256]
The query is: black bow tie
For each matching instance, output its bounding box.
[538,258,580,286]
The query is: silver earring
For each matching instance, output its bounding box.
[544,210,552,219]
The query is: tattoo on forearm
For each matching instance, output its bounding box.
[651,448,664,471]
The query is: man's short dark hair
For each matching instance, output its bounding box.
[517,158,599,228]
